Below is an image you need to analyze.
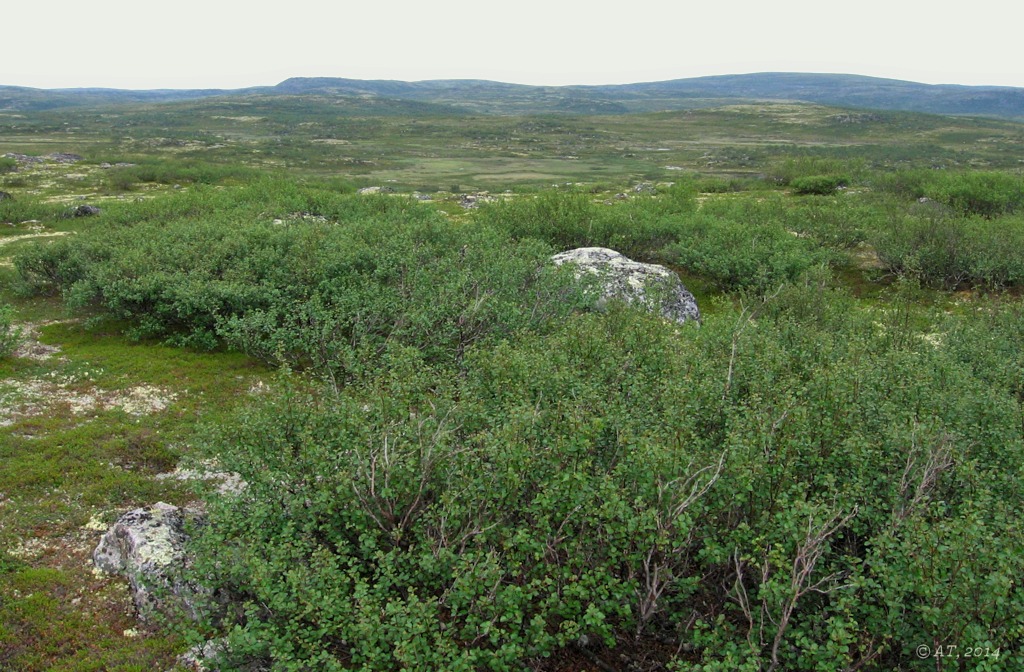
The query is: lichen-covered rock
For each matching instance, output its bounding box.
[93,502,203,620]
[552,247,700,324]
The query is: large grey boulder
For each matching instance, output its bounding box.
[552,247,700,324]
[93,502,203,620]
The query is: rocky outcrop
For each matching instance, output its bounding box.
[552,247,700,324]
[93,502,203,620]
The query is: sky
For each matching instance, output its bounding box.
[5,1,1023,90]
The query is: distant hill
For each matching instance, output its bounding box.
[0,85,247,111]
[586,73,1024,117]
[2,73,1023,119]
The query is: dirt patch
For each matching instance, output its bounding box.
[851,242,886,271]
[12,321,67,361]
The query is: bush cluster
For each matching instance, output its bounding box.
[869,212,1024,288]
[874,169,1024,218]
[14,180,1024,670]
[15,181,588,376]
[664,198,834,292]
[474,189,689,260]
[185,279,1024,671]
[789,174,848,195]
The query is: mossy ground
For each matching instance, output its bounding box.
[0,277,265,670]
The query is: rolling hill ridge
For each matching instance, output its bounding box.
[2,72,1023,118]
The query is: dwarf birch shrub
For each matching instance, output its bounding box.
[664,213,831,292]
[475,189,688,260]
[869,211,1024,288]
[187,283,1024,670]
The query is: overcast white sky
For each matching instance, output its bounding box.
[5,1,1022,90]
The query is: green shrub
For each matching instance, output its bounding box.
[186,288,1024,671]
[790,174,848,195]
[106,159,262,189]
[0,303,22,357]
[869,211,1024,288]
[665,210,832,292]
[871,168,929,200]
[0,197,66,225]
[874,169,1024,218]
[925,170,1024,218]
[14,183,590,379]
[474,189,688,260]
[768,157,861,187]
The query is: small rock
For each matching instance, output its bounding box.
[66,204,101,218]
[174,639,270,672]
[93,502,204,620]
[0,191,12,201]
[47,153,84,163]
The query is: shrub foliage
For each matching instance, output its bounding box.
[13,181,1024,670]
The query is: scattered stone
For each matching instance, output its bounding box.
[93,502,204,620]
[0,191,12,201]
[66,204,101,218]
[830,113,882,124]
[175,640,227,672]
[552,247,700,324]
[48,153,84,163]
[357,186,394,195]
[3,153,43,165]
[633,182,656,194]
